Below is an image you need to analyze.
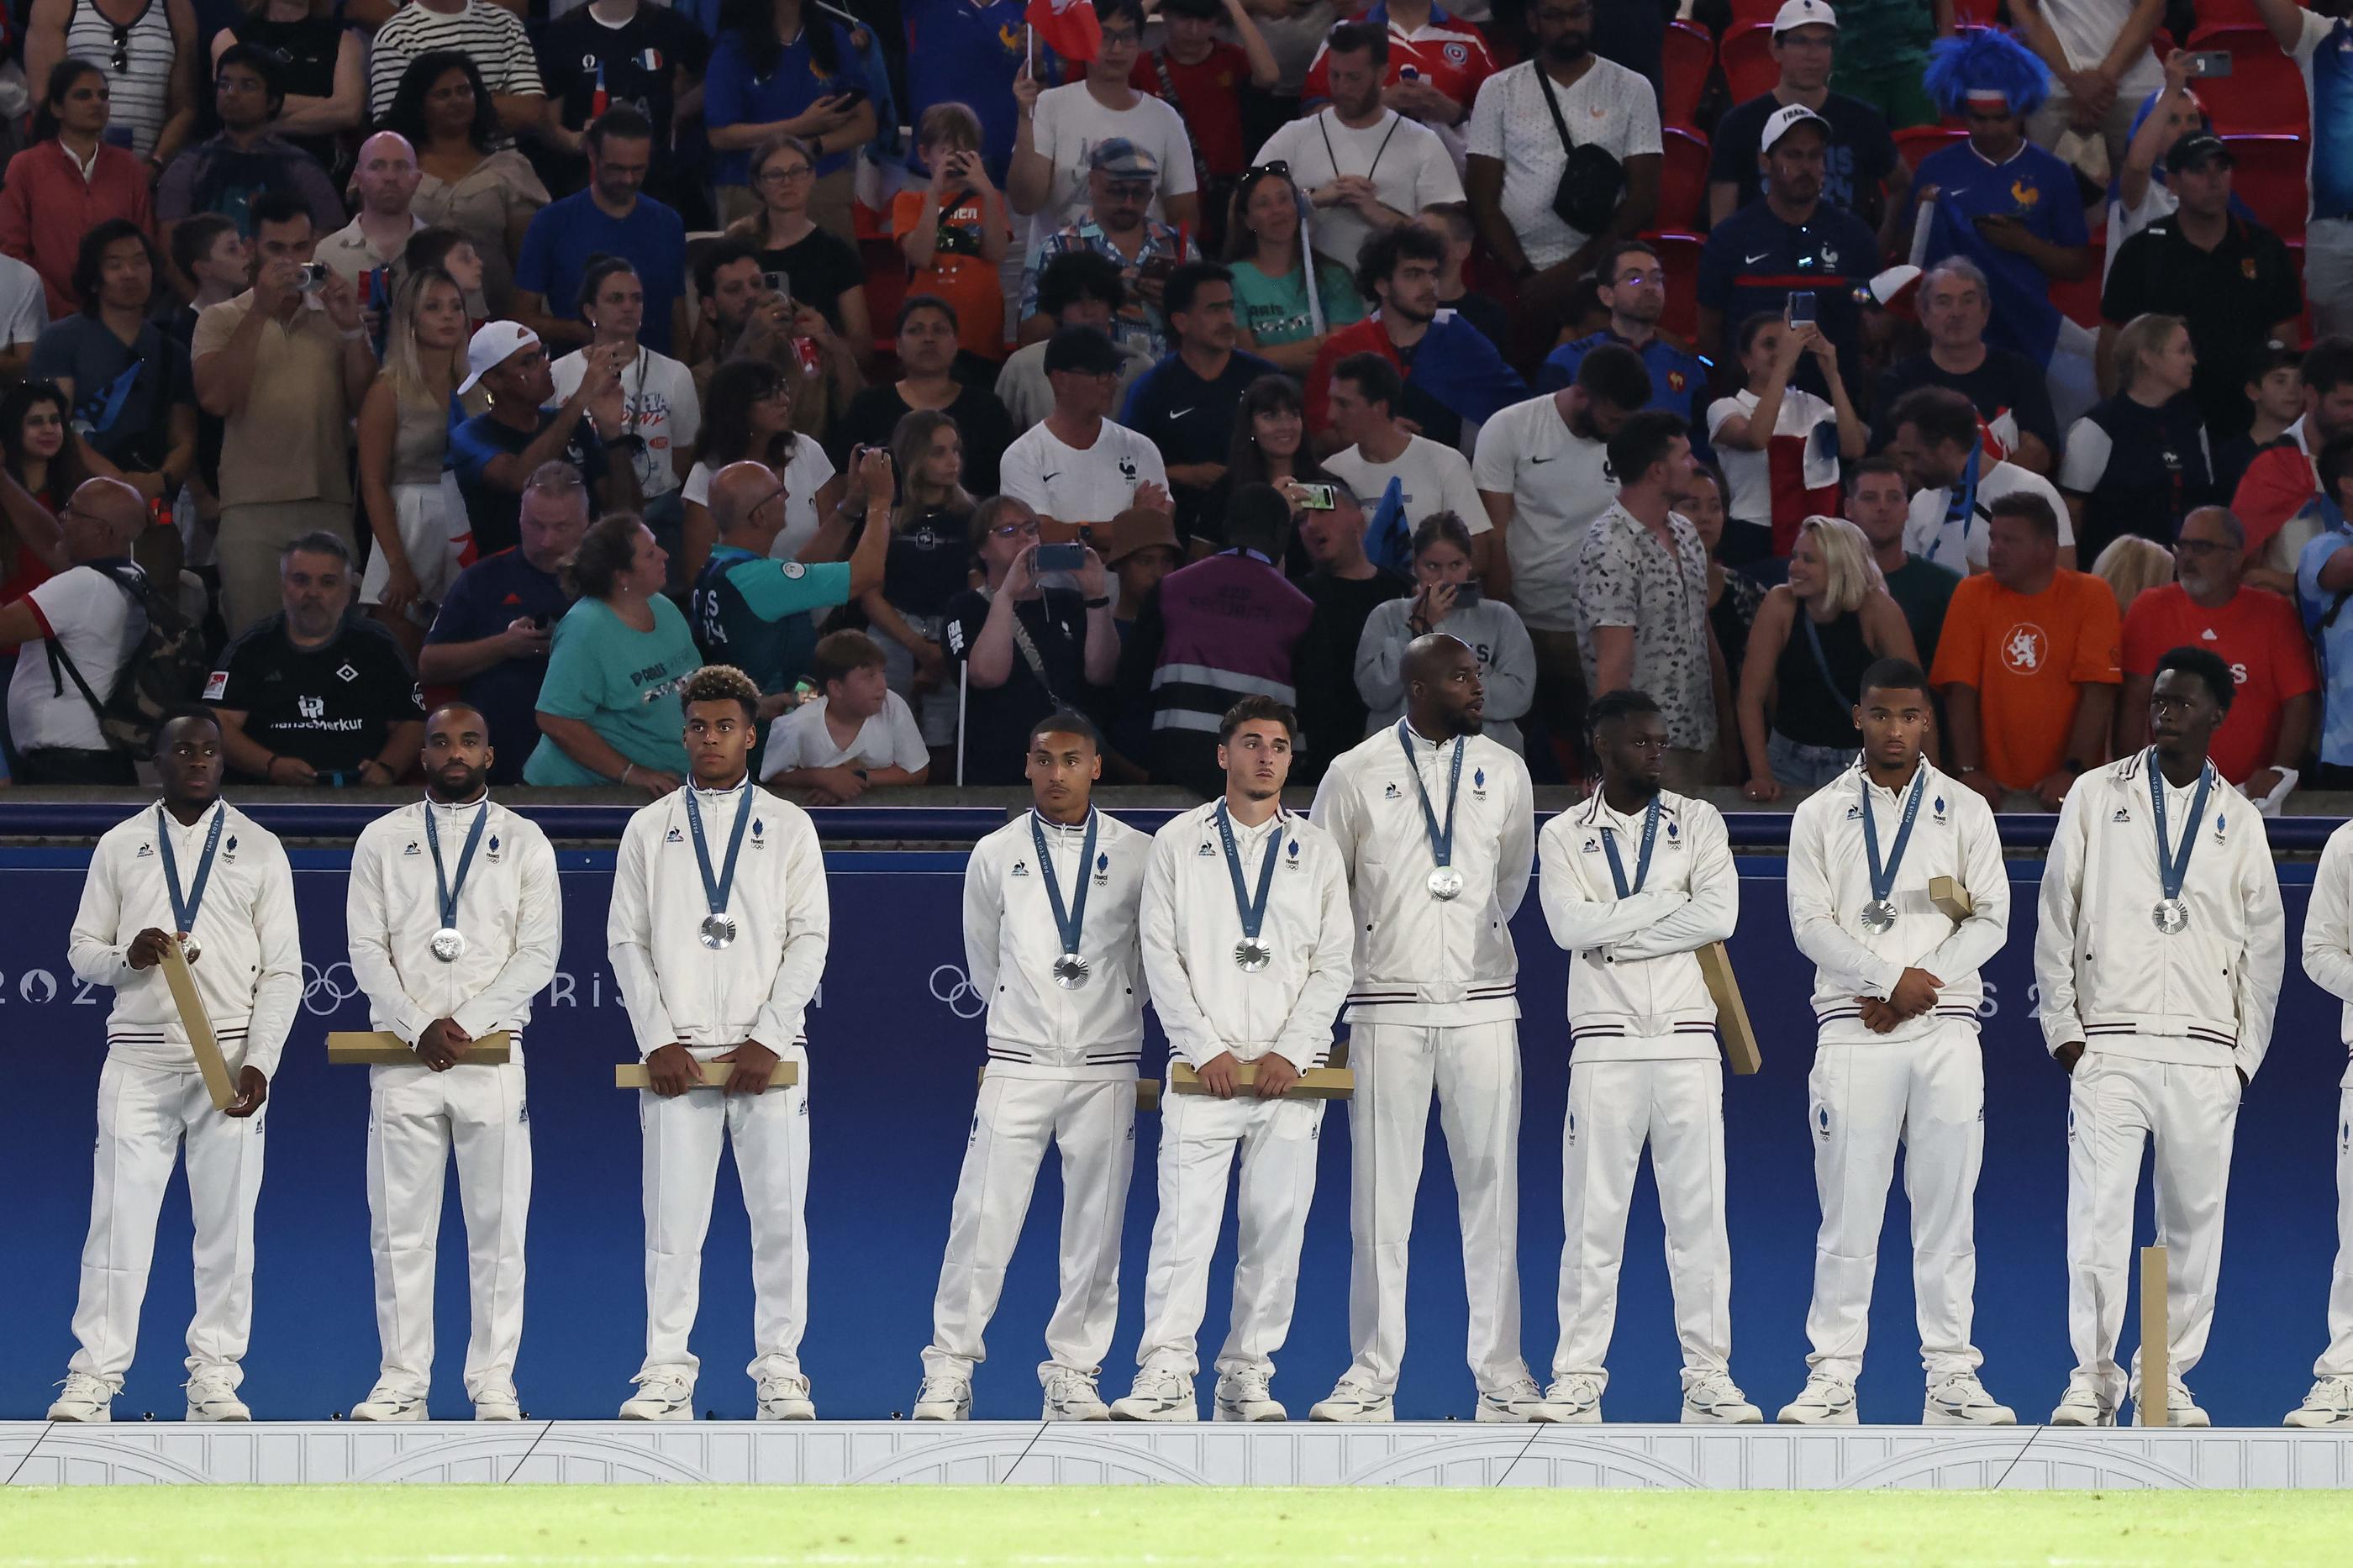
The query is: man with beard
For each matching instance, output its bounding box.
[1777,660,2015,1427]
[2037,647,2283,1426]
[46,709,301,1422]
[1119,264,1276,544]
[1308,634,1540,1423]
[447,323,635,559]
[1304,224,1524,456]
[1538,240,1711,463]
[1871,259,2060,477]
[513,106,687,355]
[1112,697,1353,1421]
[345,702,561,1423]
[155,46,344,251]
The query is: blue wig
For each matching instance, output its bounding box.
[1924,28,2052,120]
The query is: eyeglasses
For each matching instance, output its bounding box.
[757,164,815,185]
[990,518,1041,539]
[2174,537,2235,555]
[752,483,790,512]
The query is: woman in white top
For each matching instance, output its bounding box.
[677,354,843,581]
[1708,311,1865,558]
[550,256,699,508]
[355,266,468,661]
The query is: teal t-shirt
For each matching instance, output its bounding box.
[522,594,703,785]
[689,546,853,694]
[1230,258,1366,349]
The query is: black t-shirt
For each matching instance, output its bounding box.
[233,14,346,172]
[1871,349,2060,460]
[882,505,976,618]
[830,381,1016,498]
[2057,390,2217,566]
[1292,565,1409,782]
[538,4,711,203]
[2103,215,2304,444]
[1707,91,1898,227]
[208,613,428,777]
[161,306,224,496]
[447,408,614,560]
[757,230,866,333]
[943,585,1092,785]
[1119,349,1276,542]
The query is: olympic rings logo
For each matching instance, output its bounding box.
[929,964,985,1019]
[303,961,362,1016]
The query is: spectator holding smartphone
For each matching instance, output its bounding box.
[1352,510,1535,754]
[704,0,876,240]
[894,104,1014,365]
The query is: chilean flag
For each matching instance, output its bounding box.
[1024,0,1102,62]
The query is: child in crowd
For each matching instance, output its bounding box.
[893,103,1012,364]
[761,629,934,802]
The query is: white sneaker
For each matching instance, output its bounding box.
[911,1374,971,1421]
[1475,1376,1545,1423]
[1924,1372,2015,1426]
[1308,1378,1393,1423]
[472,1386,522,1422]
[1529,1374,1603,1424]
[1213,1368,1285,1423]
[46,1371,113,1423]
[1776,1373,1857,1425]
[184,1371,250,1422]
[1108,1365,1197,1422]
[2049,1383,2115,1427]
[2286,1376,2353,1428]
[2130,1381,2206,1428]
[619,1372,694,1421]
[755,1371,816,1421]
[1681,1371,1762,1425]
[350,1383,428,1422]
[1041,1368,1110,1420]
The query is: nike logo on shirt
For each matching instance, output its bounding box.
[1529,455,1554,464]
[1745,252,1771,264]
[1041,471,1061,482]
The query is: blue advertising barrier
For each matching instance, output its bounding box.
[0,845,2345,1428]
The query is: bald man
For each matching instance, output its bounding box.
[0,477,154,784]
[687,455,893,703]
[319,132,426,294]
[345,702,560,1421]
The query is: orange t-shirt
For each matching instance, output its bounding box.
[2120,582,2319,785]
[890,187,1008,362]
[1929,569,2124,792]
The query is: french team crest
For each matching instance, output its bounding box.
[1471,767,1487,794]
[1094,851,1110,885]
[487,834,502,860]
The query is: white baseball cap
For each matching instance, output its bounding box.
[1772,0,1837,34]
[459,320,540,395]
[1761,103,1831,155]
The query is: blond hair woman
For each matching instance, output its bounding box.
[2090,532,2175,618]
[1738,515,1921,800]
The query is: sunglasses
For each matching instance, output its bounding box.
[109,23,130,73]
[1242,160,1291,183]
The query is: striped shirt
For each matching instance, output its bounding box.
[64,0,179,158]
[366,0,544,122]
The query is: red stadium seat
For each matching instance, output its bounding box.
[2194,0,2264,26]
[2224,133,2309,241]
[1719,23,1777,104]
[1644,230,1703,342]
[1661,20,1713,132]
[2053,239,2105,330]
[2185,24,2311,134]
[1949,0,1999,22]
[1658,126,1710,231]
[1725,0,1782,24]
[1894,123,1968,171]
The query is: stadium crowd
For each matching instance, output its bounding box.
[2,0,2350,809]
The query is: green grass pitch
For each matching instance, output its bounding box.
[6,1486,2353,1566]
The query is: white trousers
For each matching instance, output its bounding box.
[1343,1019,1529,1395]
[1133,1081,1324,1378]
[638,1063,810,1382]
[1553,1055,1731,1389]
[1802,1024,1986,1385]
[2065,1051,2240,1404]
[365,1060,531,1399]
[2318,1088,2353,1378]
[923,1071,1135,1381]
[67,1058,267,1387]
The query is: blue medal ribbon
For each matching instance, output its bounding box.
[2149,753,2214,905]
[684,781,754,922]
[1030,808,1098,958]
[1215,802,1281,944]
[1600,796,1661,899]
[1395,719,1464,871]
[425,801,489,931]
[1862,767,1927,908]
[155,803,224,938]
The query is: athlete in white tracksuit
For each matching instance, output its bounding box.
[913,714,1151,1421]
[1780,668,2015,1427]
[345,703,560,1421]
[2037,655,2283,1428]
[1112,699,1354,1423]
[608,666,829,1421]
[1308,633,1540,1423]
[1533,691,1756,1425]
[49,711,301,1423]
[2292,819,2353,1428]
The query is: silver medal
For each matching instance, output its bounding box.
[176,934,200,965]
[1051,951,1090,989]
[2152,898,2189,936]
[699,913,739,950]
[1427,866,1466,901]
[1234,939,1272,972]
[429,927,466,963]
[1859,898,1898,934]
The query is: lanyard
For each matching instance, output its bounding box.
[1395,719,1464,870]
[1924,445,1982,567]
[426,799,489,931]
[1862,766,1927,908]
[155,803,223,936]
[2150,754,2214,903]
[1600,795,1661,898]
[1215,801,1281,942]
[1030,808,1098,957]
[684,781,754,920]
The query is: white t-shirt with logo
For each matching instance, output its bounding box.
[1471,392,1617,633]
[550,345,699,499]
[1250,108,1466,272]
[1328,432,1489,534]
[1902,457,2073,574]
[998,417,1169,527]
[8,563,146,752]
[682,438,838,562]
[1465,56,1662,272]
[1026,82,1199,250]
[759,691,929,780]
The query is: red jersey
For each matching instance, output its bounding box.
[2119,582,2319,785]
[1303,3,1497,120]
[1132,40,1251,181]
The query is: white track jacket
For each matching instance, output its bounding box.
[2302,821,2353,1088]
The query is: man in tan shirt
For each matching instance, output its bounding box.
[194,190,380,636]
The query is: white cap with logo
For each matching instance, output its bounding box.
[459,321,540,395]
[1772,0,1837,34]
[1761,103,1831,155]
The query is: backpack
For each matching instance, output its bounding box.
[44,563,209,756]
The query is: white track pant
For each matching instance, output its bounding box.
[923,1071,1135,1381]
[2316,1088,2353,1379]
[1133,1081,1323,1378]
[2065,1052,2239,1404]
[1553,1055,1731,1390]
[638,1063,810,1382]
[365,1061,532,1399]
[1343,1019,1529,1395]
[67,1058,267,1388]
[1803,1023,1986,1385]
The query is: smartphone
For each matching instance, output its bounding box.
[829,85,871,108]
[2184,50,2234,77]
[1035,542,1086,571]
[297,260,330,292]
[762,270,792,306]
[1787,289,1818,328]
[1296,483,1337,511]
[1450,582,1482,609]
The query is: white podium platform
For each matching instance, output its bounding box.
[8,1420,2353,1489]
